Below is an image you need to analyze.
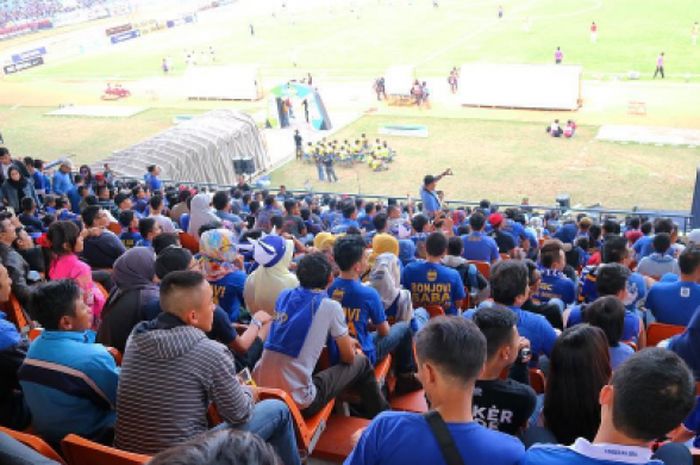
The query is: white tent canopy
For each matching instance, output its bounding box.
[384,65,415,96]
[102,109,269,185]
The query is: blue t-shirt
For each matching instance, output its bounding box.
[579,267,647,312]
[462,232,500,263]
[144,173,162,192]
[402,261,466,315]
[464,306,557,358]
[420,187,441,215]
[531,268,576,306]
[683,397,700,447]
[523,441,662,465]
[568,304,640,342]
[345,411,524,465]
[609,344,634,370]
[633,235,653,260]
[119,231,142,249]
[210,271,247,323]
[331,218,361,234]
[328,277,386,364]
[646,281,700,326]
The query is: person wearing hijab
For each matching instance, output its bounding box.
[199,229,247,322]
[398,239,417,267]
[96,247,159,352]
[368,234,415,328]
[187,193,219,239]
[0,166,39,213]
[244,235,298,315]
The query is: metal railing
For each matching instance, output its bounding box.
[117,177,695,233]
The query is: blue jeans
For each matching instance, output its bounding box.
[219,399,301,465]
[372,321,415,374]
[316,164,325,181]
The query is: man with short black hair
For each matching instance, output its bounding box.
[646,245,700,325]
[345,317,525,465]
[330,235,419,392]
[402,232,465,314]
[523,349,695,465]
[116,271,300,464]
[472,306,536,436]
[149,196,176,234]
[213,191,242,226]
[531,239,576,307]
[419,174,442,216]
[331,201,360,234]
[465,260,557,359]
[255,194,282,232]
[81,205,126,269]
[462,212,500,263]
[19,280,119,446]
[137,217,161,249]
[281,198,306,239]
[254,252,389,418]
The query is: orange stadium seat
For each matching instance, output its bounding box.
[61,434,150,465]
[257,387,336,455]
[2,293,30,333]
[179,231,200,254]
[426,304,445,318]
[529,368,546,394]
[106,347,123,366]
[0,426,66,465]
[107,222,122,235]
[312,415,370,463]
[468,261,490,280]
[646,322,685,347]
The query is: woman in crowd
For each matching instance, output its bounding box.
[1,166,39,213]
[187,193,220,239]
[46,221,105,325]
[542,324,611,445]
[96,247,159,352]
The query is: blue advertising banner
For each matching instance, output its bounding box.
[11,46,46,64]
[110,29,140,44]
[3,56,44,74]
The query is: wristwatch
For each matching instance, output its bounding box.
[251,318,263,330]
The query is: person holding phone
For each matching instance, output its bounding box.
[419,169,451,217]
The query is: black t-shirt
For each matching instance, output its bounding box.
[473,378,537,436]
[294,134,302,147]
[282,214,306,238]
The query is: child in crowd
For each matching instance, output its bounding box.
[47,221,105,324]
[118,210,142,249]
[137,217,162,248]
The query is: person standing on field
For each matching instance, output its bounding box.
[590,21,597,43]
[653,52,665,79]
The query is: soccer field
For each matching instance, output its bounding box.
[2,0,700,82]
[0,0,698,212]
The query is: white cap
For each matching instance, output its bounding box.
[687,229,700,245]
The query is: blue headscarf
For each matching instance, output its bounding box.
[398,239,417,266]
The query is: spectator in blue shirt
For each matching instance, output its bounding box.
[18,279,120,446]
[212,190,242,227]
[345,317,525,465]
[523,349,694,465]
[579,236,647,313]
[462,212,500,263]
[464,260,557,359]
[531,239,576,307]
[632,221,654,261]
[402,232,465,315]
[137,217,162,249]
[357,202,376,231]
[582,296,634,369]
[118,210,142,249]
[329,235,419,393]
[419,171,448,217]
[144,164,163,194]
[638,217,675,260]
[52,160,74,195]
[566,263,644,344]
[646,245,700,326]
[331,201,361,234]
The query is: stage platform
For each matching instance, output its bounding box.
[596,125,700,147]
[45,105,148,118]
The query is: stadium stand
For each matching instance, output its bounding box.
[0,152,698,465]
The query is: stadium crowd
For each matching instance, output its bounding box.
[0,145,700,465]
[0,0,112,27]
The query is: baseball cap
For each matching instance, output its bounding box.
[488,213,504,227]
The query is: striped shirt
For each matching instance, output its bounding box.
[115,319,254,454]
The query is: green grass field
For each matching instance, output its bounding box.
[271,115,698,211]
[0,0,698,212]
[3,0,700,81]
